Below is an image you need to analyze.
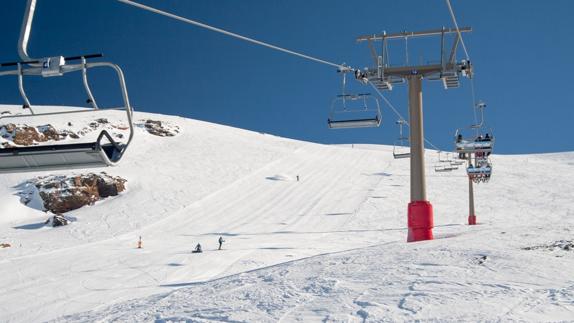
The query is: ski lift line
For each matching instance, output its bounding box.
[445,0,470,61]
[117,0,351,72]
[368,81,441,151]
[470,77,479,134]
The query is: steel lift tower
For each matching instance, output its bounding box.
[356,27,472,242]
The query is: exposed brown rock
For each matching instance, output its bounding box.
[33,173,127,214]
[1,123,63,146]
[141,119,180,137]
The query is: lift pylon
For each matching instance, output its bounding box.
[357,27,472,242]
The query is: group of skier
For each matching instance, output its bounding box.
[137,236,225,254]
[193,236,225,254]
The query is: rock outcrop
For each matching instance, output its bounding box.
[1,123,61,146]
[27,173,127,214]
[1,118,123,148]
[140,119,180,137]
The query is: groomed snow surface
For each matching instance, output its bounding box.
[0,105,573,322]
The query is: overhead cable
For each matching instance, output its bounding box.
[117,0,351,71]
[368,82,442,151]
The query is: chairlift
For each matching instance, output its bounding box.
[0,0,133,173]
[454,101,495,154]
[328,72,382,129]
[467,160,492,183]
[392,119,410,159]
[434,151,458,172]
[454,128,494,154]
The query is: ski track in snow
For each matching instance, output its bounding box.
[0,105,573,322]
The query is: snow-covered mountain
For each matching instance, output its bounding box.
[0,105,572,322]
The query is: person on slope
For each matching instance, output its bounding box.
[218,236,225,250]
[193,243,203,253]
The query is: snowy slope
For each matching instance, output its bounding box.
[0,105,573,322]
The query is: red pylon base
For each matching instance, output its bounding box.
[407,200,434,242]
[468,215,477,225]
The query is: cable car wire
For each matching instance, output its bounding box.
[118,0,446,152]
[368,82,441,151]
[117,0,351,71]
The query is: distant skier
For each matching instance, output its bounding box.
[296,175,299,182]
[193,243,203,253]
[218,236,225,250]
[137,236,142,249]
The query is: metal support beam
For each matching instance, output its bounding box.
[18,0,38,62]
[357,27,471,42]
[468,156,477,225]
[408,75,426,201]
[406,75,433,242]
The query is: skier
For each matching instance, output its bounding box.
[193,243,203,253]
[218,236,225,250]
[137,236,142,249]
[296,175,299,182]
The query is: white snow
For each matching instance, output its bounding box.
[0,105,573,322]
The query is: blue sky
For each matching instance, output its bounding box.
[1,0,573,154]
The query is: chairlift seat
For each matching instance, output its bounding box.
[0,130,125,173]
[467,165,491,175]
[455,140,494,153]
[328,116,381,129]
[393,152,410,159]
[435,166,456,172]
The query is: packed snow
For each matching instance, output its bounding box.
[0,105,573,322]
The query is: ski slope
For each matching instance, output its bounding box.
[0,105,573,322]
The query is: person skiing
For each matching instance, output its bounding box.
[218,236,225,250]
[193,243,203,253]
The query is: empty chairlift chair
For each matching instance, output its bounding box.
[327,93,382,129]
[434,151,458,172]
[0,0,134,173]
[392,119,410,159]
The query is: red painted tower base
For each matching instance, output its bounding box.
[468,215,477,225]
[407,201,434,242]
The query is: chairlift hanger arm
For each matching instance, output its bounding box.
[356,27,471,42]
[0,54,103,67]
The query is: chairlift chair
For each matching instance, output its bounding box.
[454,129,495,154]
[434,151,458,172]
[392,119,410,159]
[467,162,492,183]
[327,93,382,129]
[0,0,133,173]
